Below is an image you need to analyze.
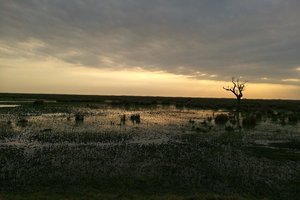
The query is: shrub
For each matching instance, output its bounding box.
[207,117,213,122]
[214,114,228,124]
[75,113,84,122]
[33,99,45,106]
[225,124,235,132]
[255,112,263,121]
[280,116,286,125]
[288,114,298,124]
[120,114,126,125]
[195,126,209,133]
[189,119,195,124]
[17,118,28,127]
[130,114,141,124]
[271,114,278,123]
[229,118,237,125]
[242,115,256,127]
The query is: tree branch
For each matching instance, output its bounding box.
[223,77,247,98]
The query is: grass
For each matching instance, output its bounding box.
[244,145,300,161]
[269,141,300,150]
[26,131,133,143]
[1,139,297,199]
[0,195,253,200]
[0,186,260,200]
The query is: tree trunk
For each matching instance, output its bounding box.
[236,97,242,129]
[236,97,241,112]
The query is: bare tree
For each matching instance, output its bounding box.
[223,77,248,112]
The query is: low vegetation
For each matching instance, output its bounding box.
[0,93,299,200]
[214,114,229,124]
[75,112,85,122]
[242,115,257,127]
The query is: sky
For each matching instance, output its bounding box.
[0,0,300,99]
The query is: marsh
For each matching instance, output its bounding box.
[0,94,299,200]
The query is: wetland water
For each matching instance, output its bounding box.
[0,105,20,108]
[0,102,299,199]
[1,104,299,145]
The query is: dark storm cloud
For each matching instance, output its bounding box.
[1,0,300,84]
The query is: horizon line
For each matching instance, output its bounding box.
[0,92,299,101]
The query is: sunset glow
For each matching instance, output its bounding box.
[1,56,299,99]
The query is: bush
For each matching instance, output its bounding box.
[225,124,235,132]
[207,117,213,122]
[214,114,228,124]
[120,114,126,125]
[242,115,256,127]
[130,114,141,124]
[33,99,45,106]
[255,112,263,121]
[17,118,28,127]
[288,114,298,124]
[75,113,84,122]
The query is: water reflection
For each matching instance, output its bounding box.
[0,105,299,145]
[0,105,20,108]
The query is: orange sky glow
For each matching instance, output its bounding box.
[1,57,299,99]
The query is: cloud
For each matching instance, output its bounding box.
[282,78,300,82]
[1,0,300,85]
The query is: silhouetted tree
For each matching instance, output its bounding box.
[223,77,248,112]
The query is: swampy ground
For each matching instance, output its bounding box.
[0,93,299,200]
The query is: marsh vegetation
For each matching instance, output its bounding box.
[0,93,299,199]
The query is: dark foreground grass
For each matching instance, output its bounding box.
[0,187,259,200]
[245,146,300,161]
[1,139,299,200]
